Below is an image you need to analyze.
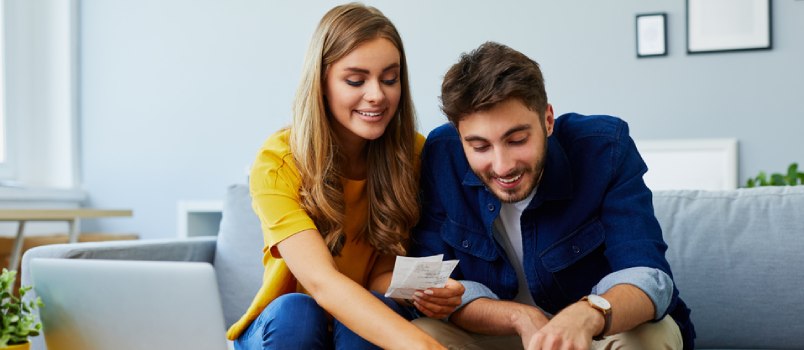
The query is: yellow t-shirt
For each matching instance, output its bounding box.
[226,128,425,340]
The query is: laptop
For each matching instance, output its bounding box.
[30,258,229,350]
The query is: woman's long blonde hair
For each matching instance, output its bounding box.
[289,3,418,256]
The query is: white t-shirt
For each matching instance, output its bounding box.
[496,189,538,307]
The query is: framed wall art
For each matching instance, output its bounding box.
[687,0,771,54]
[636,13,668,58]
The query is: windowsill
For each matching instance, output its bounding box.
[0,186,87,203]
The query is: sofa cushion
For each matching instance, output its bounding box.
[654,186,804,349]
[213,184,265,327]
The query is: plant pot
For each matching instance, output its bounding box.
[2,342,31,350]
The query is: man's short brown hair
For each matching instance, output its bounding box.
[440,41,548,125]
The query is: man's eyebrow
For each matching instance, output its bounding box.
[463,124,531,142]
[463,135,488,143]
[343,63,400,74]
[502,124,531,138]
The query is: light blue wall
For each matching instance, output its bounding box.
[80,0,804,238]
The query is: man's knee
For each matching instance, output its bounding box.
[632,315,683,350]
[413,318,470,347]
[593,315,682,350]
[412,318,522,350]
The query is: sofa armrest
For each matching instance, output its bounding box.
[20,237,217,288]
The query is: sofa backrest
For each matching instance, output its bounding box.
[212,184,264,328]
[653,186,804,349]
[217,183,804,347]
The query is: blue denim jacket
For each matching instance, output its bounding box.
[411,113,694,349]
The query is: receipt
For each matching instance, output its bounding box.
[384,255,459,299]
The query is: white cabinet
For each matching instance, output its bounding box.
[635,138,738,191]
[177,200,223,238]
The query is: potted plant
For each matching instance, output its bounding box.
[1,268,43,350]
[746,162,804,187]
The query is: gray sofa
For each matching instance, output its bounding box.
[21,184,804,349]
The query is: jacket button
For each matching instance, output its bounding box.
[462,240,470,248]
[572,245,580,254]
[487,204,495,211]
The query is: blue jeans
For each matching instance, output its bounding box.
[234,291,415,350]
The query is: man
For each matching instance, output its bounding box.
[409,42,694,349]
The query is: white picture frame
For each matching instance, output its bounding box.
[687,0,771,54]
[636,13,667,58]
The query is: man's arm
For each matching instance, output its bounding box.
[599,284,654,335]
[452,298,549,338]
[592,266,674,320]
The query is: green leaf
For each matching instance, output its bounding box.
[746,178,756,188]
[784,163,798,185]
[770,173,786,186]
[757,172,769,186]
[0,268,43,343]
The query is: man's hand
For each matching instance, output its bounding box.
[509,305,550,349]
[522,302,601,350]
[412,278,465,319]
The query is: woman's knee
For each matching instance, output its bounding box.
[367,290,415,320]
[263,293,326,328]
[268,293,319,312]
[240,293,329,349]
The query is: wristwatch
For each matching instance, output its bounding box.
[581,294,611,341]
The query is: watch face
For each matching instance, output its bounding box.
[588,294,611,309]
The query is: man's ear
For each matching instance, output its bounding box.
[544,104,555,136]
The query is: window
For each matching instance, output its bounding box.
[0,2,12,181]
[0,0,83,202]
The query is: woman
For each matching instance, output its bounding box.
[228,3,459,350]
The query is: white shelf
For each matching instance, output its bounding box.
[177,200,223,238]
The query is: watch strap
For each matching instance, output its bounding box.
[581,295,612,341]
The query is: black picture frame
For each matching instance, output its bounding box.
[636,13,668,58]
[687,0,772,54]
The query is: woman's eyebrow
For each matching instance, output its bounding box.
[343,63,400,74]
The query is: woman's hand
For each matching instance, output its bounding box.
[412,278,465,319]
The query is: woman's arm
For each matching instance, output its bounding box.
[278,229,445,350]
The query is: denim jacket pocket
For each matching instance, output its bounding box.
[540,219,605,272]
[441,220,499,262]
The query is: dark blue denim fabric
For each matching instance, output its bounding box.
[234,291,415,350]
[411,113,694,349]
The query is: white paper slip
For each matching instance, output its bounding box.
[384,255,459,299]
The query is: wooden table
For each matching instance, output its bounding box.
[0,209,133,272]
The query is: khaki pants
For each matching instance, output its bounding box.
[412,315,682,350]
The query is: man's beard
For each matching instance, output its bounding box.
[477,161,544,204]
